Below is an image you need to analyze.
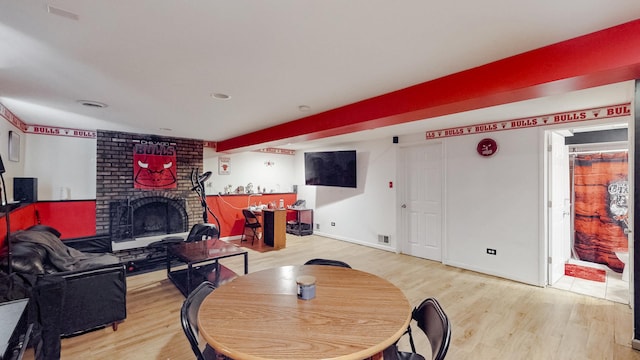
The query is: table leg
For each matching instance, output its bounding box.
[166,248,171,274]
[243,253,248,274]
[214,260,221,286]
[186,263,193,295]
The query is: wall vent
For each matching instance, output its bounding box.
[378,235,390,244]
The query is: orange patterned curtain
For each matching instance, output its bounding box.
[573,151,628,272]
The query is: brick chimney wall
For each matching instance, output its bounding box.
[96,130,204,236]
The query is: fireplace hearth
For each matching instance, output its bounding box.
[110,196,188,242]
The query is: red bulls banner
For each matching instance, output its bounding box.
[133,139,177,189]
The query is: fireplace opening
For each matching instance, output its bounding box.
[110,196,188,241]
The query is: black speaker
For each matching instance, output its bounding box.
[14,177,38,203]
[392,136,399,144]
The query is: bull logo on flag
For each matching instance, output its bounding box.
[133,140,177,189]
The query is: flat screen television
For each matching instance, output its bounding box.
[304,150,357,188]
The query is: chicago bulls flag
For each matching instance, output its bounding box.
[133,139,177,189]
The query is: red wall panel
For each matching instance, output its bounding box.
[205,193,297,238]
[0,201,96,248]
[34,201,97,239]
[0,204,38,248]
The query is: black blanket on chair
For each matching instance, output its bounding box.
[9,230,118,272]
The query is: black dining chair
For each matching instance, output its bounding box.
[184,223,220,242]
[383,297,451,360]
[304,258,352,268]
[146,223,220,267]
[181,281,227,360]
[241,209,261,245]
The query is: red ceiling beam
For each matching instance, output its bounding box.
[217,19,640,152]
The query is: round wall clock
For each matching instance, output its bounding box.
[477,138,498,157]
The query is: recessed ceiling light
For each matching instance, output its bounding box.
[298,105,311,112]
[77,100,108,108]
[211,93,231,100]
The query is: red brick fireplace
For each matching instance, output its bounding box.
[96,130,205,240]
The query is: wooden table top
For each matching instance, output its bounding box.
[198,265,411,360]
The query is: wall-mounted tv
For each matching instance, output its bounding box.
[304,150,357,188]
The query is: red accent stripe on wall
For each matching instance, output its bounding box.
[0,204,38,248]
[34,201,97,239]
[0,201,97,248]
[216,19,640,152]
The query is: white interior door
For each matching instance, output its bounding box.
[400,143,443,261]
[549,131,571,285]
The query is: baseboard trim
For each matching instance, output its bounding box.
[632,338,640,351]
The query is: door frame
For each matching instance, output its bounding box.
[396,141,446,262]
[542,120,632,293]
[545,130,572,285]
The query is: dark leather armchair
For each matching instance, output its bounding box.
[55,262,127,336]
[29,260,126,360]
[1,227,127,360]
[6,240,127,333]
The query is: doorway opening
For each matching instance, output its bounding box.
[547,123,630,304]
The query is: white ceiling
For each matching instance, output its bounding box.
[1,1,639,151]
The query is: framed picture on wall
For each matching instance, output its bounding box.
[218,157,230,175]
[8,131,20,162]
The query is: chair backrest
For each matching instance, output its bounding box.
[412,298,451,360]
[185,223,219,243]
[304,258,352,268]
[242,209,260,225]
[181,281,216,360]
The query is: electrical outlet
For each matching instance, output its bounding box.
[316,224,320,230]
[486,248,497,255]
[331,222,335,226]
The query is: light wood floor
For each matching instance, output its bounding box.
[44,235,639,359]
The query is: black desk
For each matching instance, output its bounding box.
[0,298,32,360]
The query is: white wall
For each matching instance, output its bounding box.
[295,140,398,250]
[295,127,542,285]
[203,149,296,195]
[442,128,541,285]
[0,122,26,203]
[24,133,96,200]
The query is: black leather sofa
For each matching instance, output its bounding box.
[1,226,127,360]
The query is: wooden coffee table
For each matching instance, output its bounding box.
[199,265,411,360]
[166,239,248,296]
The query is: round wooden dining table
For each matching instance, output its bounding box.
[198,265,412,360]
